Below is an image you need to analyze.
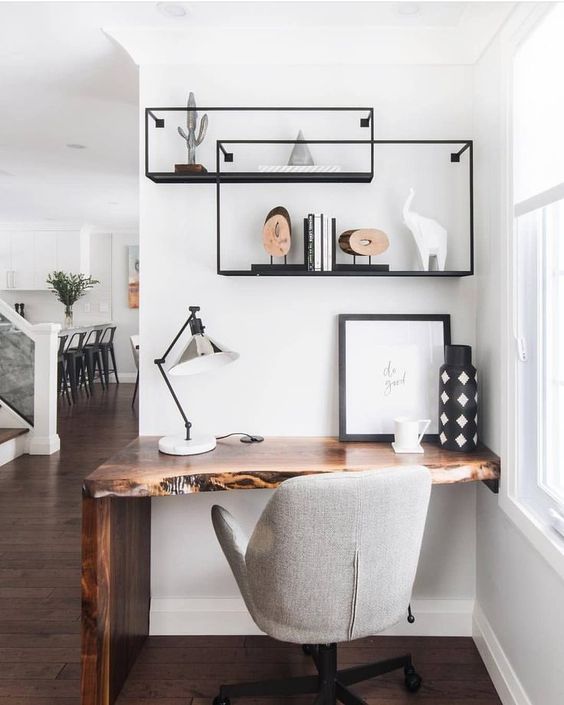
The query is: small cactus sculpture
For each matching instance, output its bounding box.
[176,92,208,172]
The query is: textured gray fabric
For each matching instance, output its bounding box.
[211,466,431,644]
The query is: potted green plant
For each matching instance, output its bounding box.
[46,271,99,328]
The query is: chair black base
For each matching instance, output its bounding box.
[212,642,422,705]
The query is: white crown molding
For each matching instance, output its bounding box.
[105,5,514,67]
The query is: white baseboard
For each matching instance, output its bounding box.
[0,433,28,468]
[473,604,532,705]
[108,373,137,383]
[28,433,60,455]
[150,597,474,637]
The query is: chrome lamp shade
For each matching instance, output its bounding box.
[169,333,239,376]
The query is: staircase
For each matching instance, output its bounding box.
[0,298,60,467]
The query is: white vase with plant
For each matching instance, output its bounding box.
[46,271,99,328]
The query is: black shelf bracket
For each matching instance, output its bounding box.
[451,142,470,162]
[219,144,233,162]
[148,110,165,128]
[360,113,371,128]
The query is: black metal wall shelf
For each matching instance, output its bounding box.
[145,106,374,184]
[147,171,373,184]
[219,270,474,278]
[215,139,474,278]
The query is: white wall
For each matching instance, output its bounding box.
[140,63,480,635]
[473,12,564,705]
[110,231,139,379]
[1,229,139,377]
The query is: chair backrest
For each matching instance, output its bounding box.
[245,466,431,644]
[130,334,139,368]
[58,334,68,356]
[84,327,104,347]
[65,331,87,352]
[101,325,117,345]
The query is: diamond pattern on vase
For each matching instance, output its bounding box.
[457,392,468,407]
[456,414,468,428]
[438,346,478,453]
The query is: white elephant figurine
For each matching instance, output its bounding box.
[402,188,447,271]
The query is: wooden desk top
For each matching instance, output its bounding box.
[83,437,500,498]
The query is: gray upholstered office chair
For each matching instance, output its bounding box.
[211,465,432,705]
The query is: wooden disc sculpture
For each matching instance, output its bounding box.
[263,207,292,257]
[338,228,389,257]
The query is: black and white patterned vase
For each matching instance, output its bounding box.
[438,345,478,452]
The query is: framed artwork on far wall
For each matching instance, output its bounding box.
[339,314,451,442]
[128,245,139,309]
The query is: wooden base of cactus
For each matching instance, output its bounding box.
[174,163,208,174]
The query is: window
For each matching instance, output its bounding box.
[513,5,564,535]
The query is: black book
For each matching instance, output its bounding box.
[307,214,314,271]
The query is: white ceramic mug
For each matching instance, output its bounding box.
[394,417,431,450]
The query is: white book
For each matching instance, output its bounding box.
[324,214,333,271]
[314,214,322,271]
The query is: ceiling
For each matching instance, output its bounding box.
[0,1,515,231]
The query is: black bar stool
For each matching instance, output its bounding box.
[99,325,119,386]
[82,328,106,394]
[63,332,88,403]
[57,334,72,405]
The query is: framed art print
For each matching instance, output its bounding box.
[339,314,451,441]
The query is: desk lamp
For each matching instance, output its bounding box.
[154,305,238,455]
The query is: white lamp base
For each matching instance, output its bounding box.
[158,433,217,456]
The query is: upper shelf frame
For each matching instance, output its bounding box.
[144,106,375,183]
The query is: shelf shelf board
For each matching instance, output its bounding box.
[146,171,374,184]
[219,270,473,278]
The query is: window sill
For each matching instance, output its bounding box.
[499,492,564,581]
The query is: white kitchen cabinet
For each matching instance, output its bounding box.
[0,228,87,290]
[33,233,58,289]
[0,236,11,289]
[10,232,35,290]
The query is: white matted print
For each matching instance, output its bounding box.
[338,315,450,441]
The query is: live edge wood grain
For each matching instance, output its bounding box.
[83,436,500,499]
[81,495,151,705]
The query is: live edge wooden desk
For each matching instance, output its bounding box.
[81,436,500,705]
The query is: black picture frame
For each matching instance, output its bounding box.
[339,314,451,442]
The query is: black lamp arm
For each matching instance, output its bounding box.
[154,306,202,442]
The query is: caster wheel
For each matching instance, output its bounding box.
[302,644,314,655]
[404,668,422,693]
[213,697,230,705]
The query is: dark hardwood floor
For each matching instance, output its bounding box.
[0,384,502,705]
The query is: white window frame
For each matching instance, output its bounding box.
[499,3,564,581]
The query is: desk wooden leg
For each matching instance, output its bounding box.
[81,493,151,705]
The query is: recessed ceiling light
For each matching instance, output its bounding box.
[157,2,187,18]
[397,2,420,16]
[66,143,87,150]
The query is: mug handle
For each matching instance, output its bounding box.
[418,419,431,445]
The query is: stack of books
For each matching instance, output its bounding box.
[304,214,336,272]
